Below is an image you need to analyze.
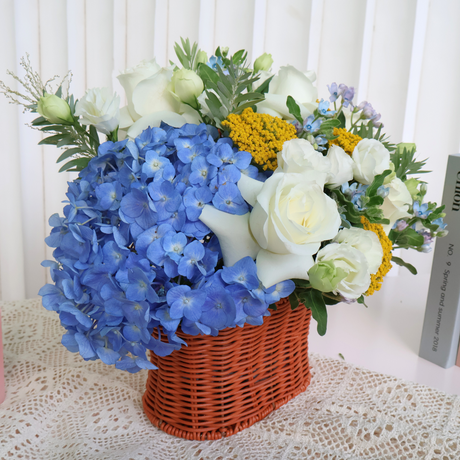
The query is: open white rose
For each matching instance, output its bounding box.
[256,65,318,120]
[248,172,341,256]
[276,138,331,177]
[310,243,371,299]
[75,88,120,135]
[326,145,354,188]
[381,177,412,234]
[352,139,390,185]
[332,227,383,274]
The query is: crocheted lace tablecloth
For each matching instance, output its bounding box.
[1,299,459,460]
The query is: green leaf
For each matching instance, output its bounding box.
[58,157,90,172]
[256,75,273,95]
[338,353,345,360]
[305,288,328,336]
[38,134,63,145]
[56,147,83,163]
[57,135,76,148]
[89,125,100,149]
[357,295,368,307]
[232,49,247,65]
[286,96,303,124]
[337,110,346,128]
[289,293,299,310]
[393,227,425,247]
[268,303,277,311]
[391,256,417,274]
[31,116,50,126]
[55,85,62,98]
[366,169,392,197]
[292,279,311,289]
[234,92,264,105]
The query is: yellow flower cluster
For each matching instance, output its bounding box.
[329,128,362,156]
[222,108,297,171]
[361,216,393,296]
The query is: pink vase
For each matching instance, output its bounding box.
[0,308,5,404]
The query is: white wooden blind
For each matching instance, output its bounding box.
[0,0,458,300]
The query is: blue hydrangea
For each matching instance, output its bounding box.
[39,122,295,373]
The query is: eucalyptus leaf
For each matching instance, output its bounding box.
[391,256,418,275]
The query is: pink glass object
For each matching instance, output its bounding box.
[0,308,5,403]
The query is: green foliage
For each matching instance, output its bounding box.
[391,143,430,181]
[331,170,392,226]
[173,38,204,71]
[286,96,303,124]
[199,54,266,127]
[391,256,417,274]
[352,123,396,151]
[317,118,341,140]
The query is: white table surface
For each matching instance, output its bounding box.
[309,273,460,396]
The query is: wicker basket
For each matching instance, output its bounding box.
[142,297,312,440]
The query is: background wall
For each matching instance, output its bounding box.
[0,0,458,301]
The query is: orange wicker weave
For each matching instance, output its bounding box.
[142,297,312,440]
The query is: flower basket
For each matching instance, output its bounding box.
[143,297,311,440]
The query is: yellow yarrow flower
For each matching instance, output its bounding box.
[361,216,393,296]
[329,127,362,156]
[222,108,297,171]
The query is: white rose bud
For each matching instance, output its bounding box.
[352,138,391,185]
[326,145,354,188]
[195,50,208,65]
[75,88,120,135]
[333,227,383,274]
[37,93,73,124]
[309,243,371,299]
[254,53,274,73]
[276,138,331,179]
[171,69,204,107]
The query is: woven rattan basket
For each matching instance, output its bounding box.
[142,297,312,440]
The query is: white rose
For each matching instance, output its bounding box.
[256,65,318,120]
[170,69,204,106]
[326,145,354,188]
[249,172,341,256]
[352,139,391,185]
[333,227,383,274]
[117,60,180,130]
[310,243,371,299]
[381,177,412,234]
[276,138,331,179]
[75,88,120,135]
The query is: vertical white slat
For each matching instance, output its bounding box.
[125,0,156,68]
[67,0,86,97]
[85,0,114,89]
[401,0,430,143]
[214,0,255,62]
[252,0,267,62]
[0,0,26,300]
[153,0,169,66]
[113,0,127,105]
[168,0,200,61]
[265,0,312,72]
[356,0,376,103]
[307,0,323,72]
[13,0,47,298]
[198,0,216,54]
[316,0,367,94]
[39,0,71,279]
[366,0,417,143]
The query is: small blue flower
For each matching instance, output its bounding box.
[327,82,343,103]
[207,55,224,70]
[413,201,431,219]
[212,183,248,215]
[200,286,236,330]
[221,256,259,290]
[178,240,206,279]
[167,285,207,322]
[303,115,322,133]
[318,99,336,117]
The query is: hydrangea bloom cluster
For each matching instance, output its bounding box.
[39,123,295,373]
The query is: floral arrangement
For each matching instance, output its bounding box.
[1,39,446,373]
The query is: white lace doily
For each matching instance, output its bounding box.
[1,298,459,459]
